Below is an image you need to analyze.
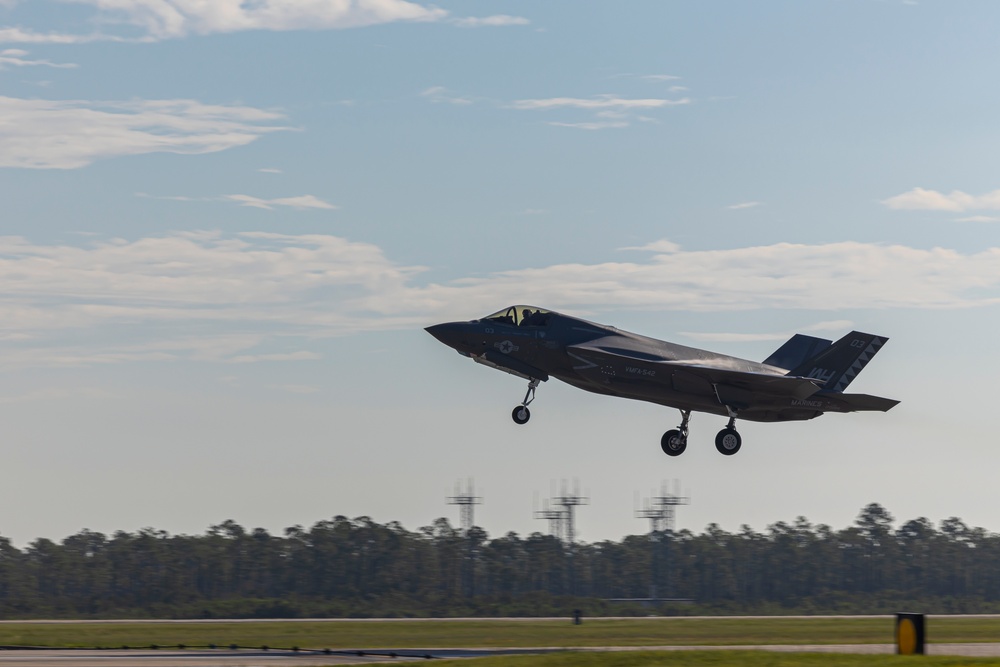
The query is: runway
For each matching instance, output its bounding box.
[587,642,1000,656]
[0,648,561,666]
[4,617,1000,665]
[5,644,1000,665]
[0,649,404,666]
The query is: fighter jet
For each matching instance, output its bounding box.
[426,306,898,456]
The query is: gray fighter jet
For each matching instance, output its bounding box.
[426,306,898,456]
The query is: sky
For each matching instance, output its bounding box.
[2,0,1000,547]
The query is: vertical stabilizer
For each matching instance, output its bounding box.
[763,334,832,371]
[787,331,889,393]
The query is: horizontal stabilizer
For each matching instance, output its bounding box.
[763,334,832,371]
[787,331,889,393]
[830,392,900,413]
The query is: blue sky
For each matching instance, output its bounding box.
[2,0,1000,546]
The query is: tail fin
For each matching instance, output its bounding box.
[763,334,832,371]
[787,331,889,393]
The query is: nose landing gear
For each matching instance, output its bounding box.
[661,410,691,456]
[511,378,540,425]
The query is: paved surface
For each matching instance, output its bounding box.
[5,644,1000,665]
[585,643,1000,656]
[0,648,562,666]
[0,649,414,666]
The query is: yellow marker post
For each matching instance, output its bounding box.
[896,613,925,655]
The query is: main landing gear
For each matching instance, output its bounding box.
[714,408,742,456]
[660,408,743,456]
[511,378,540,425]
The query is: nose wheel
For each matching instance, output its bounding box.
[661,410,690,456]
[511,379,540,425]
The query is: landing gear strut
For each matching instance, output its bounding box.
[715,408,742,455]
[511,378,539,425]
[661,410,691,456]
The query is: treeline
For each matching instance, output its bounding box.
[2,503,1000,618]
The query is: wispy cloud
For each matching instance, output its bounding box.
[0,97,288,169]
[0,26,135,44]
[0,0,446,43]
[420,86,474,105]
[418,89,690,129]
[680,321,855,343]
[452,15,530,28]
[510,93,690,130]
[619,240,681,253]
[225,194,337,211]
[727,201,762,210]
[0,48,76,69]
[135,193,198,203]
[612,73,681,82]
[882,187,1000,211]
[0,1,526,43]
[955,215,1000,223]
[137,192,336,211]
[548,121,628,130]
[509,95,689,111]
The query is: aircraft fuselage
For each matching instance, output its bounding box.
[426,305,897,456]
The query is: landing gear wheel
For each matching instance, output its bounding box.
[511,379,539,425]
[661,429,687,456]
[512,406,531,425]
[715,428,742,455]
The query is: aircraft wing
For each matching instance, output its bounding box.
[567,342,824,401]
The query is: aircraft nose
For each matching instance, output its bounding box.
[425,322,472,349]
[424,322,475,354]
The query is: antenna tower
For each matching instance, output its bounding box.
[536,480,589,595]
[447,478,482,534]
[636,480,689,599]
[447,479,483,597]
[552,480,589,548]
[534,502,565,540]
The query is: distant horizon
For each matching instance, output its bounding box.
[4,500,988,548]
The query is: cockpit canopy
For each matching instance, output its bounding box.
[482,305,551,327]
